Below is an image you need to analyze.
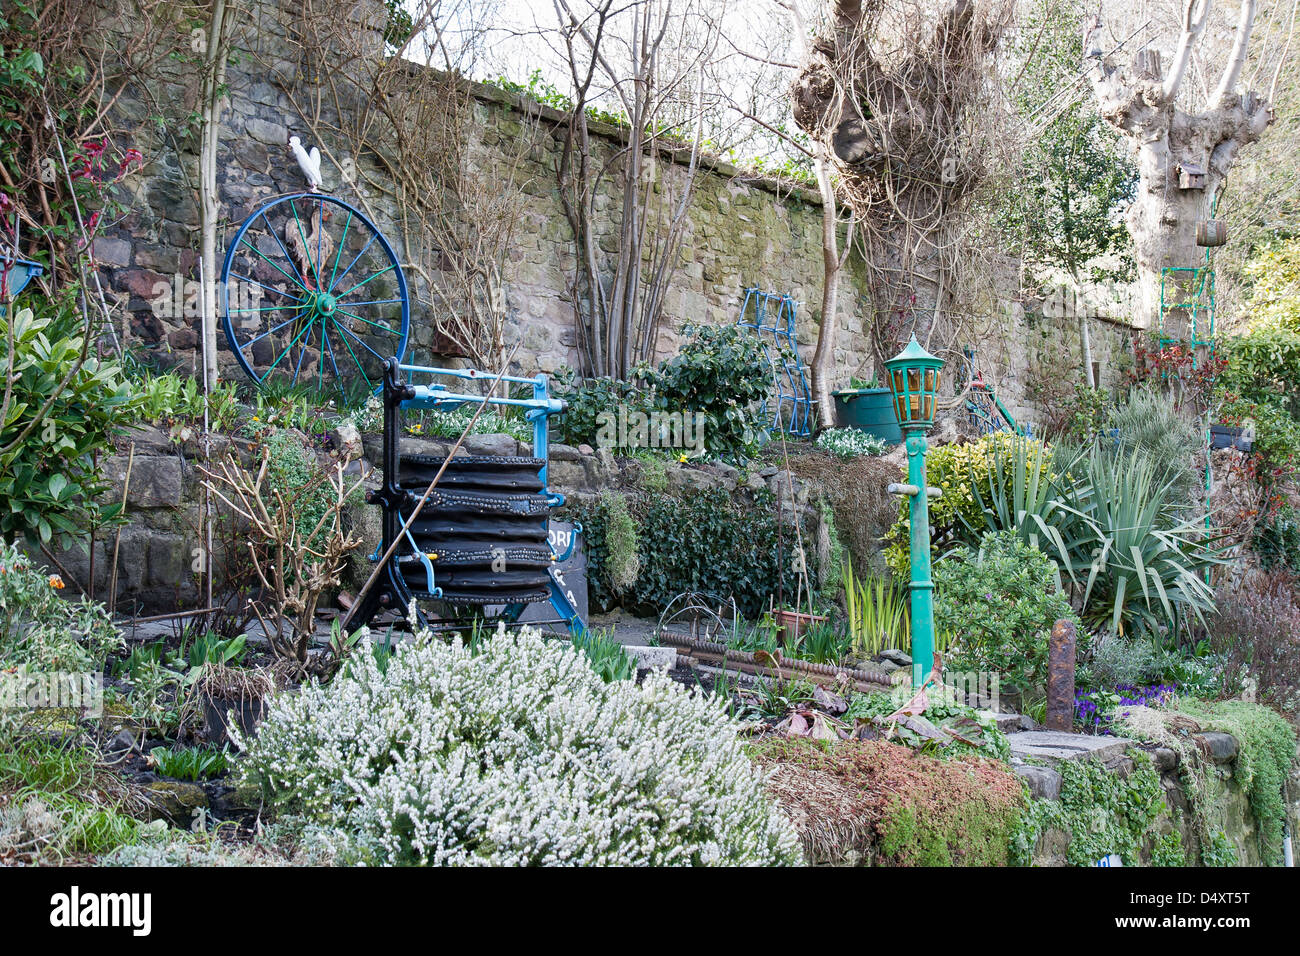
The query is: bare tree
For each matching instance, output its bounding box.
[263,0,539,374]
[550,0,724,378]
[1085,0,1279,330]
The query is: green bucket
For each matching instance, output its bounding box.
[831,387,901,444]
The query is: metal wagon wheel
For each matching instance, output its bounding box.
[220,193,409,399]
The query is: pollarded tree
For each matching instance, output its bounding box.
[1084,0,1275,332]
[788,0,1011,370]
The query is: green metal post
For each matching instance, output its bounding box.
[905,429,935,688]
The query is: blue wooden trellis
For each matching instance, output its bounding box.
[736,287,814,438]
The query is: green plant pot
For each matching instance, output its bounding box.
[832,387,902,444]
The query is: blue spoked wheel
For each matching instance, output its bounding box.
[220,193,409,399]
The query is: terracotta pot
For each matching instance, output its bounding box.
[773,609,826,644]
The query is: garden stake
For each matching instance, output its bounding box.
[340,339,523,634]
[1046,618,1077,732]
[108,441,134,615]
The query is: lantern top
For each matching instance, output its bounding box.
[885,335,942,371]
[884,335,944,430]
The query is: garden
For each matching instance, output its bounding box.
[1,0,1299,874]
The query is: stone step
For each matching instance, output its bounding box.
[1007,730,1133,764]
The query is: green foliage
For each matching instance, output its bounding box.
[1174,699,1297,865]
[841,554,910,655]
[1085,632,1164,690]
[1253,504,1300,572]
[568,628,635,682]
[0,735,145,861]
[552,371,648,447]
[1070,385,1113,439]
[0,300,142,549]
[641,324,772,462]
[1150,830,1187,867]
[1241,236,1300,334]
[1052,447,1221,638]
[0,539,121,672]
[1200,830,1239,867]
[149,744,232,781]
[965,431,1069,551]
[1000,0,1136,283]
[127,367,239,435]
[1025,750,1166,867]
[885,431,1053,573]
[1220,393,1300,485]
[260,427,346,548]
[1106,388,1203,498]
[935,531,1077,694]
[555,326,771,461]
[815,428,888,459]
[631,487,797,618]
[406,401,531,443]
[599,491,639,593]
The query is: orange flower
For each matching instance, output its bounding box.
[48,574,65,590]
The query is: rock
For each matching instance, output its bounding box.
[464,433,521,457]
[1016,765,1062,801]
[144,780,208,826]
[210,781,263,815]
[1197,732,1239,764]
[1019,715,1039,732]
[108,455,184,508]
[983,710,1023,735]
[878,649,912,667]
[624,646,677,670]
[330,420,362,460]
[1153,747,1180,772]
[1007,730,1134,764]
[577,443,595,456]
[549,443,582,461]
[108,729,138,754]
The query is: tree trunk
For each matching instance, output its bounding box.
[811,156,847,422]
[198,0,230,391]
[1086,4,1273,333]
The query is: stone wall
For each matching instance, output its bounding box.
[97,0,1135,431]
[1014,729,1300,867]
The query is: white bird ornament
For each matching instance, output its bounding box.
[288,135,323,191]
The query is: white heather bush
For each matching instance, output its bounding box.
[239,626,801,866]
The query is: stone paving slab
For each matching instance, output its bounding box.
[1007,730,1133,764]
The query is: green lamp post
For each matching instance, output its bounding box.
[884,336,944,688]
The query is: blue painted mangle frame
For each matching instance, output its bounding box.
[352,358,587,636]
[736,287,814,438]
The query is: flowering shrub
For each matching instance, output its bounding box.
[0,540,120,672]
[239,626,801,865]
[815,428,888,459]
